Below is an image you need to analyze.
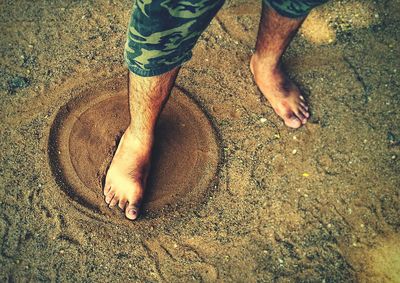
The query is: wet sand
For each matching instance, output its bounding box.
[1,0,399,281]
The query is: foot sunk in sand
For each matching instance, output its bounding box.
[103,128,151,220]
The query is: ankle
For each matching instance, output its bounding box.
[124,126,154,147]
[251,52,280,73]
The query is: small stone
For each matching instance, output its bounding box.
[260,118,267,123]
[292,149,297,154]
[278,258,284,264]
[392,155,396,160]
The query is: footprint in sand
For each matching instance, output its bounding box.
[48,76,221,221]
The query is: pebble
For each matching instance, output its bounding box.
[260,118,267,123]
[292,149,297,154]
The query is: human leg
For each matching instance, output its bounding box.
[104,68,179,220]
[104,0,224,220]
[250,0,327,128]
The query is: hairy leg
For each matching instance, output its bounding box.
[103,67,180,220]
[250,3,309,128]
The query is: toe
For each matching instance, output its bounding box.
[295,110,307,124]
[105,191,115,204]
[125,203,140,220]
[109,195,119,208]
[118,199,127,210]
[103,181,111,196]
[300,102,308,110]
[284,114,302,128]
[300,106,310,118]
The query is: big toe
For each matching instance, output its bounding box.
[284,114,302,128]
[125,203,139,220]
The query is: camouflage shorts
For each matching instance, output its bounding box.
[125,0,327,77]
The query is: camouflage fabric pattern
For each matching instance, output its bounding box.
[125,0,327,77]
[125,0,225,77]
[263,0,328,18]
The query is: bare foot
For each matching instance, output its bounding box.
[103,128,152,220]
[250,54,309,128]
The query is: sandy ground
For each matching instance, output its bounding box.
[1,0,399,281]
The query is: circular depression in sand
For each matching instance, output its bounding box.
[49,77,220,219]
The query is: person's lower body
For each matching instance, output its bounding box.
[103,0,328,220]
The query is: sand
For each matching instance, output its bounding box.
[48,76,221,220]
[1,0,399,281]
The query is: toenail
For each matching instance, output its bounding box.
[128,209,137,218]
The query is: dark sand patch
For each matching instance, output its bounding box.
[48,75,221,220]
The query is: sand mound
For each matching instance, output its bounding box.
[48,76,220,220]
